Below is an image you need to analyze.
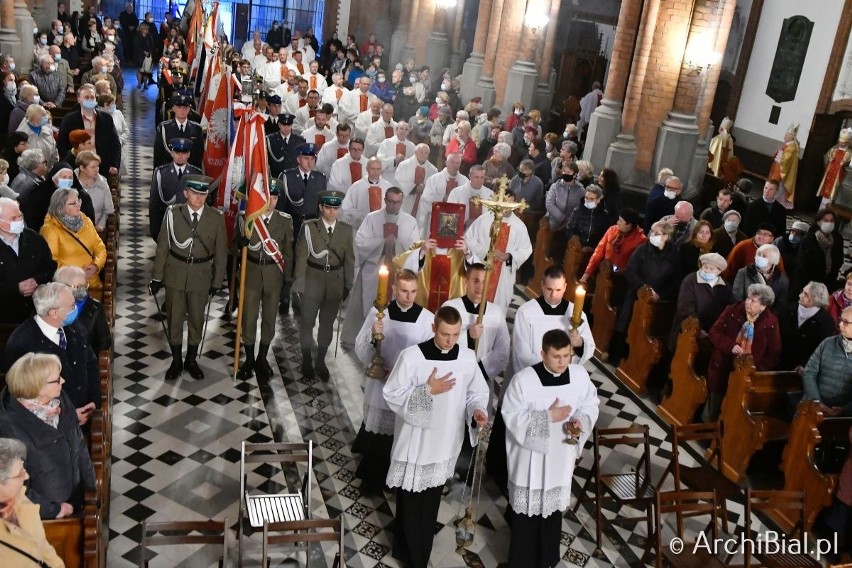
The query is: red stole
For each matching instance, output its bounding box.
[336,88,343,101]
[349,161,363,182]
[820,147,849,199]
[308,107,318,118]
[368,185,383,212]
[383,223,398,299]
[410,165,427,217]
[314,134,325,149]
[384,125,394,139]
[309,75,317,90]
[395,142,406,156]
[468,197,482,225]
[371,115,379,123]
[414,165,426,185]
[337,147,348,159]
[359,94,368,112]
[486,223,511,302]
[298,98,307,108]
[297,63,304,74]
[444,177,458,200]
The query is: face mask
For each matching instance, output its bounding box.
[7,62,13,71]
[5,219,24,234]
[48,64,56,72]
[788,233,802,244]
[561,174,574,182]
[441,83,450,91]
[820,222,835,233]
[699,270,718,283]
[114,23,120,29]
[33,26,39,34]
[100,66,107,74]
[563,132,569,139]
[664,190,677,199]
[32,95,41,104]
[435,97,442,104]
[72,287,88,302]
[57,178,73,189]
[5,82,15,93]
[61,303,79,326]
[39,115,49,126]
[519,171,530,179]
[584,201,597,210]
[108,104,116,113]
[57,26,63,34]
[514,109,523,116]
[39,38,47,46]
[81,99,97,110]
[724,221,738,233]
[649,234,663,249]
[54,54,61,61]
[754,256,770,270]
[107,35,115,42]
[377,75,385,83]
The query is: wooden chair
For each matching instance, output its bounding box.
[591,260,627,359]
[656,422,743,534]
[717,355,801,483]
[261,518,343,568]
[239,441,313,567]
[779,400,852,531]
[577,424,657,550]
[744,490,820,568]
[615,285,676,394]
[138,519,229,567]
[654,490,727,568]
[658,317,713,427]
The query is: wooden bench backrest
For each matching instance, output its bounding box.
[563,236,592,300]
[526,222,554,298]
[659,317,708,426]
[591,260,627,358]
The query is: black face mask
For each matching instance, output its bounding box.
[519,172,530,179]
[561,174,574,182]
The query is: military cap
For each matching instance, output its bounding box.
[269,178,283,196]
[168,137,193,152]
[171,93,193,107]
[318,190,344,207]
[297,143,317,157]
[279,113,296,125]
[183,174,214,194]
[266,94,282,104]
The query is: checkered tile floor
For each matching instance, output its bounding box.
[107,72,793,568]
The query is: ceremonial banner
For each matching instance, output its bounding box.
[202,66,231,204]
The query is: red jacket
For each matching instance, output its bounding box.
[445,136,478,172]
[583,225,647,278]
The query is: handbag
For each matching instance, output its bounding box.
[0,539,50,567]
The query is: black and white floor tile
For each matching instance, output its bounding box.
[107,72,806,568]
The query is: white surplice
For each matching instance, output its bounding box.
[376,136,416,184]
[328,154,368,193]
[447,183,494,227]
[511,297,595,373]
[442,296,510,383]
[340,177,394,232]
[394,155,439,216]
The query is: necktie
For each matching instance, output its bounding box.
[179,123,185,133]
[177,168,184,179]
[57,328,67,350]
[192,212,199,228]
[327,225,333,236]
[304,174,309,184]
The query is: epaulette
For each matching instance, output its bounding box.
[276,210,292,219]
[337,220,352,228]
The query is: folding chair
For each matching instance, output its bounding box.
[654,490,727,568]
[239,441,313,567]
[657,421,744,533]
[744,489,820,568]
[262,518,344,568]
[138,518,229,567]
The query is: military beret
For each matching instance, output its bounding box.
[269,178,283,196]
[297,143,317,157]
[183,174,214,194]
[266,94,282,104]
[169,137,193,152]
[279,113,295,125]
[171,93,193,107]
[318,190,344,207]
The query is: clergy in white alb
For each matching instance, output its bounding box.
[340,188,420,346]
[416,154,468,238]
[352,270,434,494]
[503,329,599,568]
[442,263,510,388]
[447,165,494,228]
[302,61,327,94]
[353,98,384,141]
[383,306,489,568]
[340,158,393,232]
[294,90,322,134]
[337,77,376,128]
[376,122,416,185]
[300,107,334,151]
[328,139,367,192]
[394,143,438,217]
[321,73,349,115]
[365,104,398,158]
[464,205,533,313]
[315,124,352,175]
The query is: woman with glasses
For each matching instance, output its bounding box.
[0,437,64,566]
[0,353,96,520]
[39,187,106,290]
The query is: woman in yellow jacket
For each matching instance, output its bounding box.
[0,438,64,567]
[40,186,107,290]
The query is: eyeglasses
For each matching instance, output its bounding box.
[384,199,403,205]
[46,377,63,384]
[840,319,852,326]
[664,185,679,190]
[69,283,89,290]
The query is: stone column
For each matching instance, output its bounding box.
[502,1,541,111]
[13,0,35,75]
[534,0,560,111]
[493,0,526,108]
[426,1,451,73]
[474,0,505,108]
[31,0,47,32]
[400,0,423,63]
[0,0,21,56]
[448,0,466,73]
[390,0,412,68]
[460,0,492,101]
[585,0,643,172]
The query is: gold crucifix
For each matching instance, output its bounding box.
[469,176,528,352]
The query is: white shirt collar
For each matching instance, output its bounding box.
[433,340,450,354]
[322,218,336,231]
[35,315,61,345]
[542,363,563,377]
[187,203,204,216]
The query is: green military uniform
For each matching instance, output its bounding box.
[234,181,294,380]
[292,190,354,379]
[151,176,228,380]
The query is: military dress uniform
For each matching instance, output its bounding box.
[266,113,306,178]
[234,180,294,381]
[292,190,354,380]
[148,137,203,239]
[151,176,228,380]
[153,95,205,169]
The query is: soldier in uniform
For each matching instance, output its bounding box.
[264,93,283,135]
[148,137,203,239]
[277,143,327,316]
[153,94,205,169]
[150,175,228,381]
[267,113,306,178]
[233,179,294,381]
[292,190,354,380]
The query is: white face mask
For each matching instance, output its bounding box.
[820,222,835,233]
[664,190,677,199]
[6,219,24,234]
[724,220,739,233]
[649,234,663,249]
[48,64,56,72]
[754,255,770,270]
[32,95,41,104]
[584,201,597,210]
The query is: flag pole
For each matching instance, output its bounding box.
[233,245,249,380]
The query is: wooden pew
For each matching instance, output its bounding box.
[526,221,554,298]
[615,286,676,395]
[717,355,801,483]
[43,486,100,567]
[658,317,712,427]
[564,236,592,295]
[776,400,852,532]
[591,260,627,359]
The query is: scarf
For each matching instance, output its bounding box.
[18,397,61,428]
[797,304,820,327]
[58,213,84,232]
[735,314,757,354]
[815,230,834,275]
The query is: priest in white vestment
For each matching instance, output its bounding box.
[503,328,599,568]
[338,77,377,128]
[365,104,398,158]
[352,269,434,494]
[416,153,468,238]
[447,165,494,228]
[321,73,350,115]
[394,143,438,217]
[340,158,393,232]
[353,98,384,142]
[341,188,419,346]
[383,306,489,568]
[315,124,351,175]
[464,205,533,313]
[328,139,367,192]
[376,122,416,185]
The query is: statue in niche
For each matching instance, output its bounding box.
[765,15,813,104]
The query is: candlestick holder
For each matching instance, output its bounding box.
[366,300,388,379]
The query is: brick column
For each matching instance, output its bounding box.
[460,0,493,101]
[390,0,413,68]
[534,0,561,111]
[413,1,437,65]
[474,0,506,108]
[0,0,20,54]
[11,0,34,75]
[401,0,424,62]
[493,0,528,108]
[448,0,466,73]
[426,2,451,76]
[585,0,644,173]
